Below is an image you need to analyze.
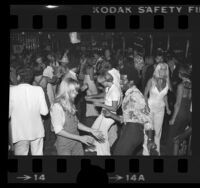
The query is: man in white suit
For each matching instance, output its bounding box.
[9,68,48,155]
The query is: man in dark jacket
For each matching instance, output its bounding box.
[167,57,181,111]
[160,57,181,148]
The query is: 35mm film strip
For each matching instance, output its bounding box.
[10,7,197,30]
[8,3,200,184]
[8,157,200,183]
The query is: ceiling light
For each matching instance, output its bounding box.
[46,5,59,9]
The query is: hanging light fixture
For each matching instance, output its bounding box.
[69,32,81,44]
[45,5,59,9]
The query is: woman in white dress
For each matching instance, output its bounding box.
[85,68,122,155]
[144,63,171,155]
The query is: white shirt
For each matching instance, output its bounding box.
[108,68,121,89]
[43,66,54,79]
[105,84,121,112]
[43,66,55,105]
[9,84,48,143]
[50,103,65,134]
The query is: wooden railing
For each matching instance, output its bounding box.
[173,127,192,156]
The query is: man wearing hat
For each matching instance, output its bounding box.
[9,68,48,155]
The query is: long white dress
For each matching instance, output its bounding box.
[91,84,121,155]
[107,68,122,148]
[148,80,169,155]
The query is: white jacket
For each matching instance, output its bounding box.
[9,84,48,143]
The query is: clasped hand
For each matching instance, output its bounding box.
[102,109,112,118]
[81,129,105,146]
[91,129,105,143]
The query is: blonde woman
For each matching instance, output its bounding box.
[50,78,104,155]
[144,63,171,155]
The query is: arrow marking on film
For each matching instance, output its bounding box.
[16,175,32,181]
[109,175,124,182]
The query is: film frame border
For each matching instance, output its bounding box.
[10,12,192,31]
[8,157,196,183]
[8,3,200,184]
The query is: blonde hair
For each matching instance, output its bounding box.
[153,63,172,90]
[54,77,80,114]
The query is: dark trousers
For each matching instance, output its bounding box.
[43,115,56,150]
[160,91,176,153]
[161,113,171,146]
[165,113,191,155]
[75,91,86,123]
[113,122,144,156]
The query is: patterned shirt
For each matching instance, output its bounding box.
[122,86,153,130]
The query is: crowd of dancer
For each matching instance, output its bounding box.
[9,46,192,156]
